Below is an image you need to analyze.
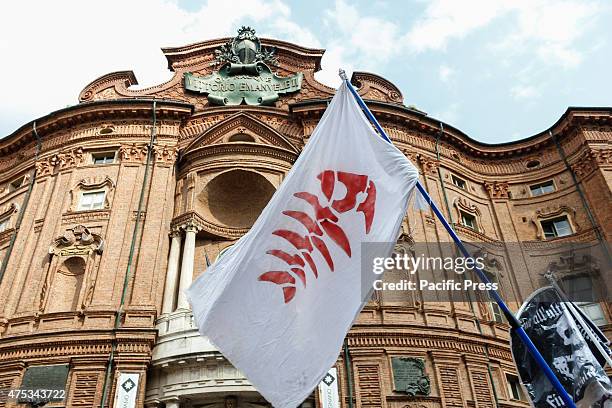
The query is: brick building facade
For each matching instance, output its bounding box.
[0,28,610,407]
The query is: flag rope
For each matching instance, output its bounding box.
[339,69,577,408]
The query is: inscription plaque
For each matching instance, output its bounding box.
[392,357,431,396]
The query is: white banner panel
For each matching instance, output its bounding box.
[318,367,340,408]
[114,373,140,408]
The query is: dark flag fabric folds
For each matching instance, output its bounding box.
[511,286,612,407]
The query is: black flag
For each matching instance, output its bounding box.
[510,287,611,407]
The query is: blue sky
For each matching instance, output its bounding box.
[1,0,610,143]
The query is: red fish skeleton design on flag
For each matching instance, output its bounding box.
[187,82,420,408]
[259,170,376,303]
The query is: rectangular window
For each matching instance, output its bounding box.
[452,175,466,189]
[530,180,555,196]
[578,302,607,326]
[0,218,9,232]
[506,374,523,400]
[484,271,504,323]
[460,211,476,230]
[490,302,504,323]
[541,216,572,239]
[78,191,106,211]
[92,151,116,164]
[562,275,607,326]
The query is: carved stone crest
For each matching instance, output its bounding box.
[215,26,277,66]
[49,225,104,256]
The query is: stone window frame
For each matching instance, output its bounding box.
[453,198,483,234]
[78,190,107,211]
[459,211,476,230]
[504,372,525,401]
[90,150,118,165]
[532,206,577,240]
[68,176,116,213]
[451,174,467,189]
[540,216,573,239]
[482,270,505,323]
[529,179,556,197]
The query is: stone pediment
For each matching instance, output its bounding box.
[183,112,299,154]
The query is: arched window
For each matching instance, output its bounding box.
[47,257,86,312]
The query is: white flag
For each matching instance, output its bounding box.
[187,82,419,407]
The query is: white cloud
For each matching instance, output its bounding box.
[314,43,353,89]
[404,0,510,51]
[492,0,600,67]
[510,84,540,99]
[404,0,599,68]
[324,0,400,62]
[439,65,454,82]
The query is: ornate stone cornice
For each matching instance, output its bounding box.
[0,330,155,361]
[0,100,192,156]
[179,143,297,172]
[345,330,513,362]
[171,211,247,239]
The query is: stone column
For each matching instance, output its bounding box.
[176,223,197,310]
[161,230,182,314]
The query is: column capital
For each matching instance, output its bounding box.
[182,221,200,233]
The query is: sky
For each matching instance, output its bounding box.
[1,0,610,143]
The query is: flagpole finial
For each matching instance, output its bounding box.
[338,68,348,81]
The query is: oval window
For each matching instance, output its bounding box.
[526,160,540,168]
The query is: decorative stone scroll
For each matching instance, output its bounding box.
[571,148,611,180]
[484,181,510,199]
[119,143,178,164]
[35,147,85,176]
[418,156,439,176]
[119,143,149,163]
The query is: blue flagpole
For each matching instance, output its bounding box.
[339,69,577,408]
